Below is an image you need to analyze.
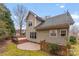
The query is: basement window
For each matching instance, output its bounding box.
[30,32,37,39]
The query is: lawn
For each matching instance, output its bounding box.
[70,43,79,56]
[0,42,48,56]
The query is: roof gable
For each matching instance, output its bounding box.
[35,12,74,30]
[26,11,44,22]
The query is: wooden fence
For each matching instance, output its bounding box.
[40,40,49,52]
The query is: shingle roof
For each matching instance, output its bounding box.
[26,11,44,22]
[35,12,74,30]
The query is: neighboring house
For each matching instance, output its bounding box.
[26,11,74,46]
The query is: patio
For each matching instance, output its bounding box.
[17,42,40,50]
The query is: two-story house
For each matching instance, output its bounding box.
[26,11,74,46]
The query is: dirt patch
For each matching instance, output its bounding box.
[0,40,11,53]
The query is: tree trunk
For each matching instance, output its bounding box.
[20,24,22,36]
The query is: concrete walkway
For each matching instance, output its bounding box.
[17,42,40,50]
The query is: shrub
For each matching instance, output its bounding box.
[69,36,76,44]
[66,43,71,49]
[22,32,26,36]
[0,30,6,41]
[48,43,61,55]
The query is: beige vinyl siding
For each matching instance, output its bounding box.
[37,29,68,46]
[26,12,42,42]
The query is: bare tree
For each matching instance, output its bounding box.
[70,24,79,37]
[13,4,27,36]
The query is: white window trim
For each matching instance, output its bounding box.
[49,30,57,37]
[60,29,67,36]
[30,32,37,39]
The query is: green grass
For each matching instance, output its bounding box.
[0,42,48,56]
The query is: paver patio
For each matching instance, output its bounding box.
[17,42,40,50]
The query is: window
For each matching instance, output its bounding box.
[28,21,32,26]
[49,30,57,36]
[30,32,37,39]
[60,29,67,36]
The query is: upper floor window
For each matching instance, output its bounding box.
[49,30,57,37]
[28,21,32,27]
[60,29,67,36]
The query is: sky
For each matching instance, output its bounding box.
[4,3,79,29]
